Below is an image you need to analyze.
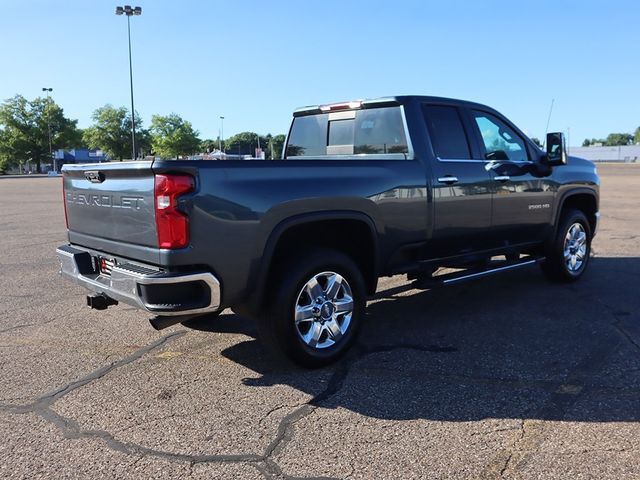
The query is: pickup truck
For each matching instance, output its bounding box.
[57,95,599,367]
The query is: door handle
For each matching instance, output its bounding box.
[494,175,510,182]
[437,176,459,184]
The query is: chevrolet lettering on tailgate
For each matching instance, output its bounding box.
[65,192,144,210]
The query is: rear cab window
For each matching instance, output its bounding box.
[286,106,412,159]
[422,105,473,160]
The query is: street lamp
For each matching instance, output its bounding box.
[42,87,54,172]
[115,5,142,160]
[219,116,224,153]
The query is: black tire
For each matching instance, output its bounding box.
[541,209,592,282]
[257,248,366,368]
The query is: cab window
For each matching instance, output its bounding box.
[472,110,528,162]
[423,105,472,159]
[285,114,328,157]
[286,106,409,159]
[354,107,408,155]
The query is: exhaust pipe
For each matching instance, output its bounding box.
[86,294,118,310]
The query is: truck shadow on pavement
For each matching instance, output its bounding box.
[186,256,640,423]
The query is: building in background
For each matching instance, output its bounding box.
[570,145,640,163]
[54,149,107,171]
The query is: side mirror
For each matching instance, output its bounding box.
[545,132,567,166]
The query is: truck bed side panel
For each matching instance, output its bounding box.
[152,159,429,306]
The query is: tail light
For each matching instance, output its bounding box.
[62,175,69,228]
[154,174,194,249]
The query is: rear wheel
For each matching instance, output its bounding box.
[541,209,592,282]
[258,248,365,368]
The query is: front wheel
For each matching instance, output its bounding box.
[541,209,592,282]
[257,248,366,368]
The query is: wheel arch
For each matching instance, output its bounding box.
[553,189,598,238]
[247,211,379,314]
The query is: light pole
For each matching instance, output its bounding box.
[115,5,142,160]
[219,116,225,153]
[42,87,53,172]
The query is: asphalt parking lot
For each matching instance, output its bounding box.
[0,164,638,479]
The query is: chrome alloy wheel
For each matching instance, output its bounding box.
[294,271,354,349]
[564,222,588,272]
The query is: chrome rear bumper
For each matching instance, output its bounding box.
[56,245,221,316]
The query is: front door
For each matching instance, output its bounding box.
[469,109,555,245]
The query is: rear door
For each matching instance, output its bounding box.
[423,104,493,255]
[468,109,555,244]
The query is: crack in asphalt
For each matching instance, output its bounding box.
[612,318,640,353]
[479,325,624,479]
[0,330,460,480]
[0,327,344,480]
[591,298,640,354]
[9,332,186,414]
[257,457,341,480]
[0,314,62,335]
[38,406,262,464]
[258,403,307,429]
[343,464,357,480]
[499,419,526,477]
[256,342,464,478]
[0,313,635,480]
[555,447,634,455]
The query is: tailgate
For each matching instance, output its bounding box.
[63,161,158,249]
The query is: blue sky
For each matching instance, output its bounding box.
[1,0,638,145]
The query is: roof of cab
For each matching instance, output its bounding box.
[293,95,496,117]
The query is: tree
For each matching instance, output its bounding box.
[70,128,86,149]
[224,131,261,156]
[0,94,80,172]
[136,128,152,158]
[530,137,542,148]
[270,134,286,159]
[634,127,640,144]
[200,138,225,153]
[604,133,633,146]
[83,105,144,160]
[223,132,286,158]
[150,113,201,159]
[0,129,12,173]
[201,138,218,153]
[582,138,591,147]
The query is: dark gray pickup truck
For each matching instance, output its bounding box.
[57,95,599,366]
